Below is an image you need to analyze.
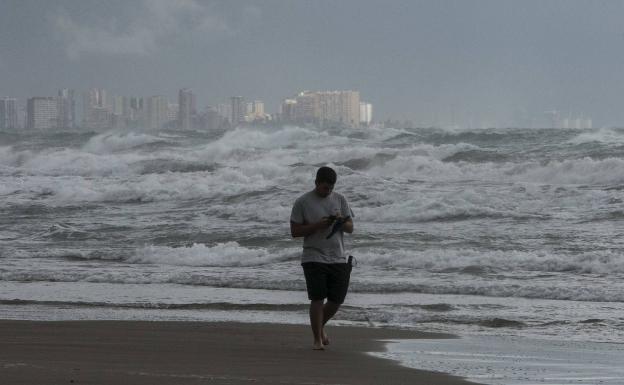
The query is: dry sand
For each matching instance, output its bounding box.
[0,320,476,384]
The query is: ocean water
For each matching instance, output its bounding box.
[374,336,624,385]
[1,125,623,383]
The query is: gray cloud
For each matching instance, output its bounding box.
[3,1,623,125]
[52,0,236,59]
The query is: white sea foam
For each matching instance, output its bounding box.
[0,146,33,169]
[568,128,624,145]
[0,166,284,204]
[128,242,298,267]
[512,157,624,185]
[354,247,624,275]
[197,126,342,156]
[82,131,166,154]
[367,154,624,185]
[0,146,144,176]
[3,158,621,211]
[4,124,622,209]
[356,189,534,223]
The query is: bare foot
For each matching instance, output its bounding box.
[321,330,330,346]
[313,341,325,350]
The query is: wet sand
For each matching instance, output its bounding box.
[0,320,475,384]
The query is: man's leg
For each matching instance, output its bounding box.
[309,299,325,350]
[303,263,328,350]
[322,263,351,345]
[323,300,340,324]
[321,300,340,345]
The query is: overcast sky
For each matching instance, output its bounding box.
[1,0,624,127]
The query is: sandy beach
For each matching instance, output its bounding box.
[0,320,475,385]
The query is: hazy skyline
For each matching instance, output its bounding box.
[2,0,624,127]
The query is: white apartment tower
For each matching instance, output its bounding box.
[291,90,360,128]
[0,97,19,130]
[57,89,76,129]
[230,96,245,127]
[253,100,265,117]
[217,103,231,123]
[359,102,373,125]
[27,97,58,130]
[245,100,266,122]
[178,88,195,130]
[146,96,168,130]
[294,92,319,123]
[280,99,297,122]
[167,103,179,126]
[84,88,110,130]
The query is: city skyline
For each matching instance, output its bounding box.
[1,84,601,130]
[1,1,623,128]
[6,86,375,131]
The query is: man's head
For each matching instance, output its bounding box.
[314,166,337,198]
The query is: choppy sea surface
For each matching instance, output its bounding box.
[2,125,623,384]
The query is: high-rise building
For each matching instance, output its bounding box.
[120,96,144,128]
[230,96,245,127]
[217,103,231,123]
[57,89,76,129]
[146,96,168,130]
[110,95,125,129]
[129,96,143,112]
[561,114,592,129]
[111,95,124,116]
[0,97,19,130]
[200,106,221,130]
[84,88,107,111]
[83,88,110,130]
[294,92,319,124]
[561,117,570,129]
[359,102,373,126]
[88,107,112,130]
[280,99,297,122]
[167,103,178,126]
[178,89,196,130]
[544,110,560,129]
[27,97,58,130]
[253,100,265,117]
[318,90,360,127]
[244,100,266,122]
[289,90,360,128]
[574,117,582,129]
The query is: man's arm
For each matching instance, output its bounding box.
[342,218,354,234]
[339,195,354,234]
[290,219,332,238]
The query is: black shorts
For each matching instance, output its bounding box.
[302,262,352,304]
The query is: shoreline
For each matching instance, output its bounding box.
[0,319,476,385]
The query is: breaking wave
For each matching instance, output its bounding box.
[354,247,624,275]
[567,128,624,145]
[82,132,167,154]
[128,242,298,267]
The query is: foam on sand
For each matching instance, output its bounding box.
[375,336,624,385]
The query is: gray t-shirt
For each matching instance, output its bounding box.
[290,190,354,264]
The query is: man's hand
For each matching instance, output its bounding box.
[318,216,336,229]
[291,215,351,238]
[291,218,332,238]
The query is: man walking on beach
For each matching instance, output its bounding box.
[290,166,354,350]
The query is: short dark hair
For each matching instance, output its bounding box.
[315,166,337,185]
